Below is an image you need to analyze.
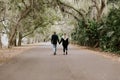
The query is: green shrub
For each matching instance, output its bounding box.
[71,7,120,53]
[100,7,120,52]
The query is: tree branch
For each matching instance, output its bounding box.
[91,0,106,21]
[91,0,100,13]
[22,25,40,38]
[56,0,85,20]
[64,10,80,21]
[22,0,28,9]
[0,19,4,22]
[100,0,106,13]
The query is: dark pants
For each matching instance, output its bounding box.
[63,45,68,52]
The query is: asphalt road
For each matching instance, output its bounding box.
[0,43,120,80]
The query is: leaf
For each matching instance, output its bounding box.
[97,26,104,30]
[107,31,114,37]
[85,37,89,41]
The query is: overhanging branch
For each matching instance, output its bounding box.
[56,0,85,20]
[22,23,42,38]
[64,10,80,21]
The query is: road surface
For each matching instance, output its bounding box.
[0,43,120,80]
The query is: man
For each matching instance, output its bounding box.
[51,32,59,55]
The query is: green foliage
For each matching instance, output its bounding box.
[100,7,120,52]
[71,6,120,53]
[71,20,100,47]
[108,0,120,3]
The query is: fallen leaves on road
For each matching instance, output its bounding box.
[0,44,36,64]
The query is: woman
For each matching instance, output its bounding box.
[59,33,69,55]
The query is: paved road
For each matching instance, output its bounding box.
[0,43,120,80]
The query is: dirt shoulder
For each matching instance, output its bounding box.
[73,44,120,62]
[0,44,37,64]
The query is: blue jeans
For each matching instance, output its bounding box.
[52,44,57,54]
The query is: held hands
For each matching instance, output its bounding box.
[59,41,61,44]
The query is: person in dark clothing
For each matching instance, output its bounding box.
[51,32,59,55]
[59,33,69,55]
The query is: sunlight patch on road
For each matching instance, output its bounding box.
[39,42,51,46]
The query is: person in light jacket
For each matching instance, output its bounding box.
[59,33,69,55]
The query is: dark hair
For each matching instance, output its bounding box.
[54,32,56,34]
[64,33,66,35]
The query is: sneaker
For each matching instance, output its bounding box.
[54,53,56,55]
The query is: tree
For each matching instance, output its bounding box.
[7,0,33,48]
[15,0,60,46]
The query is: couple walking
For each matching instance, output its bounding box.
[51,32,69,55]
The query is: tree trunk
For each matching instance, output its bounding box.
[27,38,30,44]
[8,1,32,48]
[8,39,13,48]
[18,32,22,46]
[0,34,2,48]
[92,0,106,22]
[8,28,17,48]
[8,36,17,48]
[97,0,106,21]
[13,37,17,46]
